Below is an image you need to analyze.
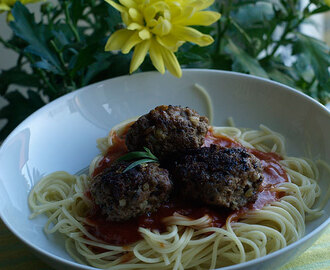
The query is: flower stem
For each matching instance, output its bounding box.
[64,1,81,42]
[214,0,232,54]
[265,0,309,60]
[0,36,20,54]
[50,40,66,69]
[0,36,58,94]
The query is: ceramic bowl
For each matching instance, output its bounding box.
[0,70,329,270]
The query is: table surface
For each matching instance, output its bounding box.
[0,219,329,270]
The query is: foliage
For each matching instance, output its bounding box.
[0,0,329,140]
[117,147,159,172]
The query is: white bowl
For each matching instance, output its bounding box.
[0,70,329,270]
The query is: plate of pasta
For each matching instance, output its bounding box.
[0,69,329,270]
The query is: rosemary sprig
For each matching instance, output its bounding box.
[117,147,159,173]
[122,159,157,173]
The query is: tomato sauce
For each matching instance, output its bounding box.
[86,199,230,246]
[87,126,288,246]
[92,123,133,177]
[203,128,241,148]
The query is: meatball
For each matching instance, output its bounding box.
[125,105,209,159]
[90,161,172,221]
[172,145,263,210]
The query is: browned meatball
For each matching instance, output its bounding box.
[125,105,209,159]
[172,145,263,210]
[90,161,172,221]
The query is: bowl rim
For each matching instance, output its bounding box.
[0,68,329,270]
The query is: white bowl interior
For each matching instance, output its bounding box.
[0,70,329,269]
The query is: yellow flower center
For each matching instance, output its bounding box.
[144,2,172,36]
[123,1,174,39]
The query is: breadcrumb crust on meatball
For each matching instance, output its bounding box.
[125,105,209,159]
[90,161,172,221]
[172,145,264,210]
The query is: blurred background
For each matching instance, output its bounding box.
[0,0,329,139]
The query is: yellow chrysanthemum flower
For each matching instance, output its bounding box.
[105,0,221,77]
[0,0,42,21]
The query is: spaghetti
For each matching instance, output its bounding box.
[28,121,326,270]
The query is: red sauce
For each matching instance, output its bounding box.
[203,128,241,148]
[92,123,133,177]
[87,127,289,247]
[249,149,288,186]
[86,199,230,246]
[86,210,142,245]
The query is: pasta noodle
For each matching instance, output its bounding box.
[28,121,328,270]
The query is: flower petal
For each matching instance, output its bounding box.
[127,22,143,31]
[104,0,126,13]
[130,40,151,73]
[194,0,215,11]
[143,5,157,23]
[121,11,131,25]
[6,11,14,22]
[0,4,11,11]
[151,17,172,36]
[139,28,151,40]
[172,25,214,47]
[172,11,221,26]
[21,0,43,3]
[180,5,195,19]
[149,39,165,74]
[156,34,183,52]
[119,0,137,9]
[148,19,158,28]
[122,31,143,54]
[166,1,181,18]
[159,46,182,78]
[128,7,143,24]
[105,29,133,51]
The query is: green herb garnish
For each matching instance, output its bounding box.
[117,147,159,173]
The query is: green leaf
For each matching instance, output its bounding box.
[53,30,71,49]
[0,90,45,140]
[232,2,275,26]
[27,89,46,108]
[230,0,286,11]
[175,43,212,68]
[68,0,86,25]
[123,159,157,173]
[267,68,296,88]
[9,2,62,73]
[117,152,153,161]
[0,68,40,95]
[116,147,159,172]
[309,5,330,16]
[117,148,159,162]
[318,79,330,104]
[98,53,131,79]
[70,43,99,76]
[263,0,287,13]
[229,19,253,48]
[225,38,269,78]
[33,60,59,73]
[144,147,158,160]
[295,33,330,86]
[292,53,315,83]
[82,57,112,85]
[104,5,122,33]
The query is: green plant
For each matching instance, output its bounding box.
[117,147,159,172]
[0,0,329,141]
